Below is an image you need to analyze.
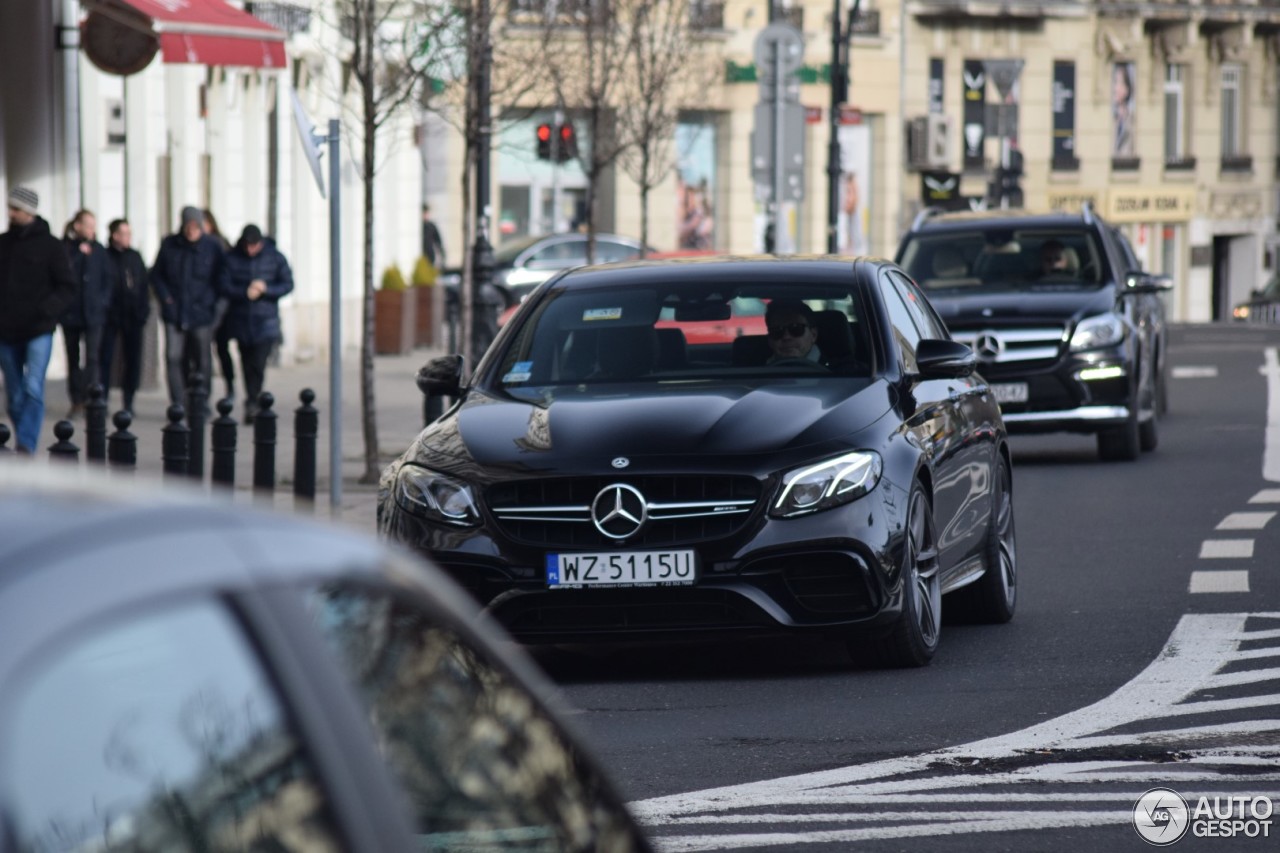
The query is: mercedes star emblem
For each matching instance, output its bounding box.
[612,457,630,469]
[975,333,1002,361]
[591,483,648,540]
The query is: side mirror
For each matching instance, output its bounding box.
[1123,271,1173,294]
[916,339,976,378]
[417,354,464,399]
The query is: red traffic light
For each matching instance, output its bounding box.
[559,125,573,141]
[537,123,552,142]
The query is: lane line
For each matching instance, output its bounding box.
[1172,366,1219,379]
[1190,570,1251,593]
[1264,347,1280,482]
[1216,511,1276,530]
[1250,489,1280,504]
[1199,540,1255,559]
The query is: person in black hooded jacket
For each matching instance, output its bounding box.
[60,209,111,418]
[218,225,293,423]
[0,185,76,453]
[151,205,222,408]
[100,219,150,414]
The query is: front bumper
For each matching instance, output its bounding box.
[983,346,1138,435]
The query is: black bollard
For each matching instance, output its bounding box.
[162,404,190,478]
[186,372,208,480]
[47,420,80,462]
[0,423,10,453]
[294,388,318,504]
[107,410,137,470]
[211,398,238,489]
[85,383,108,463]
[253,392,277,495]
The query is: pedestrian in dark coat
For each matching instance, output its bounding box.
[100,219,150,414]
[218,225,293,423]
[203,209,237,401]
[150,205,222,408]
[0,185,77,452]
[60,209,111,418]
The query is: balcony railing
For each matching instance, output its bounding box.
[245,1,312,36]
[1221,154,1253,173]
[689,1,725,30]
[850,8,881,35]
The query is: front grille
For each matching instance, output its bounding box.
[951,325,1066,368]
[487,475,761,548]
[496,588,771,634]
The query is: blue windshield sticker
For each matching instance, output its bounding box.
[583,307,623,321]
[503,361,534,383]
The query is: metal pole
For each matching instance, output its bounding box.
[772,40,784,252]
[328,118,342,510]
[471,1,497,364]
[551,107,563,232]
[826,0,841,255]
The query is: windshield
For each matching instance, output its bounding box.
[488,281,874,399]
[494,235,546,264]
[900,229,1107,292]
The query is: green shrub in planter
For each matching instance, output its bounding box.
[381,264,407,292]
[412,256,438,287]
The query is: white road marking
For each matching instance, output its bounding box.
[1264,348,1280,482]
[1190,570,1251,593]
[1250,489,1280,504]
[632,614,1280,849]
[1199,539,1255,559]
[1216,511,1276,530]
[1171,366,1219,379]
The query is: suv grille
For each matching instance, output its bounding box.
[487,475,761,549]
[950,325,1065,368]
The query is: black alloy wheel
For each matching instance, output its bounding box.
[857,483,941,668]
[953,454,1017,623]
[1139,360,1160,452]
[1097,381,1141,462]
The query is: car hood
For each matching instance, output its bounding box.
[407,381,893,476]
[926,286,1116,328]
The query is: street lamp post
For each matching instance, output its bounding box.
[470,0,498,366]
[826,0,860,255]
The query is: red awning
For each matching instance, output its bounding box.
[84,0,286,71]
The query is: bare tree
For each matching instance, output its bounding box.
[329,0,450,482]
[617,0,719,256]
[536,0,638,263]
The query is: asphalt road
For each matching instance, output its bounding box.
[529,323,1280,852]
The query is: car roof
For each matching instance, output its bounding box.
[550,254,882,289]
[910,208,1093,233]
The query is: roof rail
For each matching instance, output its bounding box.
[1081,200,1096,227]
[910,206,941,232]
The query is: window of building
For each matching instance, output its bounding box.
[1163,64,1189,165]
[1220,64,1243,159]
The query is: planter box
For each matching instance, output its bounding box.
[375,288,418,355]
[414,285,442,348]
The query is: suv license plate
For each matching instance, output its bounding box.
[547,550,697,588]
[991,382,1029,404]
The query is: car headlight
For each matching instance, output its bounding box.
[1069,313,1126,352]
[395,464,480,526]
[1233,304,1250,320]
[771,451,883,518]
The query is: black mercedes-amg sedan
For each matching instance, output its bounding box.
[379,257,1016,667]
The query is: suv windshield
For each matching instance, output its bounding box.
[900,229,1107,292]
[489,282,873,399]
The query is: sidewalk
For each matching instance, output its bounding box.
[8,346,446,535]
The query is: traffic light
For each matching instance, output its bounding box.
[536,122,553,160]
[557,122,577,163]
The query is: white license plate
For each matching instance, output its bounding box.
[991,382,1029,404]
[546,550,697,588]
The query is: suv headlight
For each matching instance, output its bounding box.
[395,464,480,526]
[771,451,883,518]
[1069,313,1126,352]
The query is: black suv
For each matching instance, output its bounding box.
[895,206,1170,461]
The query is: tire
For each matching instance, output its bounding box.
[1139,413,1159,452]
[952,454,1017,623]
[856,484,941,668]
[1097,407,1140,462]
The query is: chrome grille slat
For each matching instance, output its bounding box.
[952,326,1066,364]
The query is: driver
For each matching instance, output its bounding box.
[765,299,820,364]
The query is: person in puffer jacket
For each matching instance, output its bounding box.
[218,224,293,424]
[59,209,111,419]
[151,206,223,409]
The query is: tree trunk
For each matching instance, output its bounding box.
[359,90,380,484]
[639,147,651,257]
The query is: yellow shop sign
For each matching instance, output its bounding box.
[1104,187,1196,222]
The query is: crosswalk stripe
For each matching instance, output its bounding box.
[1172,366,1219,378]
[1250,489,1280,504]
[1216,511,1276,530]
[1199,540,1255,558]
[1190,570,1250,592]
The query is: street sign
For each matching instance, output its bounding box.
[983,59,1024,100]
[755,22,804,88]
[751,100,806,200]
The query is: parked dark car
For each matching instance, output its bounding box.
[380,257,1017,668]
[895,205,1171,461]
[0,470,649,853]
[1233,271,1280,324]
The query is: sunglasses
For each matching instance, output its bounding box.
[768,322,810,339]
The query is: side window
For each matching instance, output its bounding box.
[529,241,583,266]
[1113,228,1142,272]
[889,272,948,339]
[596,241,639,263]
[2,600,344,852]
[879,272,923,372]
[305,584,641,852]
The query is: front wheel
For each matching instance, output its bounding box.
[854,484,941,668]
[1097,408,1140,462]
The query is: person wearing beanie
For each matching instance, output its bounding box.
[0,185,77,453]
[218,224,292,424]
[59,209,111,419]
[150,204,224,409]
